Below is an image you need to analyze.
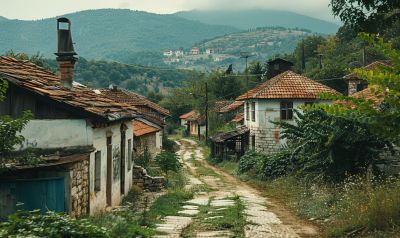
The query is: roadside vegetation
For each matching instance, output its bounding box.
[209,34,400,237]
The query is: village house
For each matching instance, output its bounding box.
[344,60,392,95]
[189,47,200,55]
[237,70,339,154]
[175,49,184,57]
[218,100,245,124]
[163,49,173,57]
[205,48,214,55]
[99,87,170,158]
[0,18,139,218]
[179,110,205,138]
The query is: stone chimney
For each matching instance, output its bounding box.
[55,17,77,88]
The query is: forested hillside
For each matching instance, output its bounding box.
[0,9,238,59]
[42,57,200,95]
[175,9,340,34]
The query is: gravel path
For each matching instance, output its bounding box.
[153,139,319,238]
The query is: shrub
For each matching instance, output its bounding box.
[155,151,182,178]
[162,135,177,153]
[238,150,264,174]
[135,146,152,168]
[262,150,292,179]
[0,210,108,237]
[278,109,391,181]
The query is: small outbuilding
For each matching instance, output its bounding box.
[210,126,249,160]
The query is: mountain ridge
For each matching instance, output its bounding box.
[174,9,340,34]
[0,9,238,59]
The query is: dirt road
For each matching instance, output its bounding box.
[155,139,320,238]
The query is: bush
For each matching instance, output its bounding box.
[155,151,182,178]
[0,210,108,237]
[238,150,264,174]
[162,135,177,153]
[135,146,152,168]
[278,109,391,181]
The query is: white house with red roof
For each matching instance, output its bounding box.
[237,70,339,154]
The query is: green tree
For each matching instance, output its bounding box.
[155,152,182,179]
[321,34,400,143]
[0,80,33,170]
[331,0,400,34]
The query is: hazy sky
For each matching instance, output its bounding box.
[0,0,338,22]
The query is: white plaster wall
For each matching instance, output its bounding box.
[89,121,134,215]
[180,119,187,127]
[244,99,332,154]
[156,131,162,149]
[17,119,92,150]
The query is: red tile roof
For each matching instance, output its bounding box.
[231,113,244,123]
[0,57,136,122]
[133,120,160,137]
[219,101,244,113]
[344,60,392,80]
[180,110,196,119]
[236,71,339,101]
[212,100,232,112]
[100,88,170,116]
[352,87,383,105]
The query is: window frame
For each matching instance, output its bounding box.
[94,151,102,192]
[251,101,256,122]
[127,139,132,171]
[246,102,250,121]
[280,101,293,120]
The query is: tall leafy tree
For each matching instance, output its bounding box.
[331,0,400,34]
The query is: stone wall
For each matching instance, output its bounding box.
[70,159,89,218]
[377,147,400,176]
[134,132,159,159]
[348,80,361,95]
[132,165,165,192]
[252,127,282,154]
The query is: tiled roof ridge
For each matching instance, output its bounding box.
[253,70,292,98]
[0,56,54,77]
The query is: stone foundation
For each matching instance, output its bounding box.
[132,165,166,192]
[70,159,89,218]
[252,128,282,154]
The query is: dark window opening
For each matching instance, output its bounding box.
[280,101,293,120]
[251,102,256,122]
[246,102,250,121]
[94,151,101,192]
[251,135,256,150]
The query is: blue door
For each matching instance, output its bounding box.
[15,177,65,213]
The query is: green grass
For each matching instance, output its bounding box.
[182,196,246,237]
[213,159,400,238]
[143,189,194,227]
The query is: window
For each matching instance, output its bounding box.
[280,101,293,120]
[246,102,250,121]
[127,139,132,171]
[251,135,256,150]
[94,151,101,192]
[251,102,256,122]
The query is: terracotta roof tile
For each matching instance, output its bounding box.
[0,56,137,122]
[344,60,392,80]
[180,110,197,119]
[212,100,231,112]
[100,88,170,116]
[231,113,244,123]
[133,120,160,137]
[219,101,244,113]
[236,71,339,101]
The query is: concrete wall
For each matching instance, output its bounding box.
[88,121,134,215]
[17,119,92,150]
[244,99,331,154]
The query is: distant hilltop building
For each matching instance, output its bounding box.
[206,48,214,55]
[163,49,173,57]
[175,49,184,57]
[190,47,200,55]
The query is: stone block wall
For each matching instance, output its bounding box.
[134,133,159,159]
[132,165,165,192]
[70,159,89,218]
[252,128,282,154]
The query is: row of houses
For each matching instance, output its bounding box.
[163,47,216,57]
[0,18,170,218]
[180,58,394,162]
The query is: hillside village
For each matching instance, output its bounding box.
[0,1,400,238]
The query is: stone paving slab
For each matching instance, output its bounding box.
[196,231,234,237]
[186,197,209,206]
[178,209,200,215]
[210,199,235,207]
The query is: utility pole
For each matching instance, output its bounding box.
[240,52,255,99]
[301,40,306,72]
[362,46,366,66]
[205,82,208,144]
